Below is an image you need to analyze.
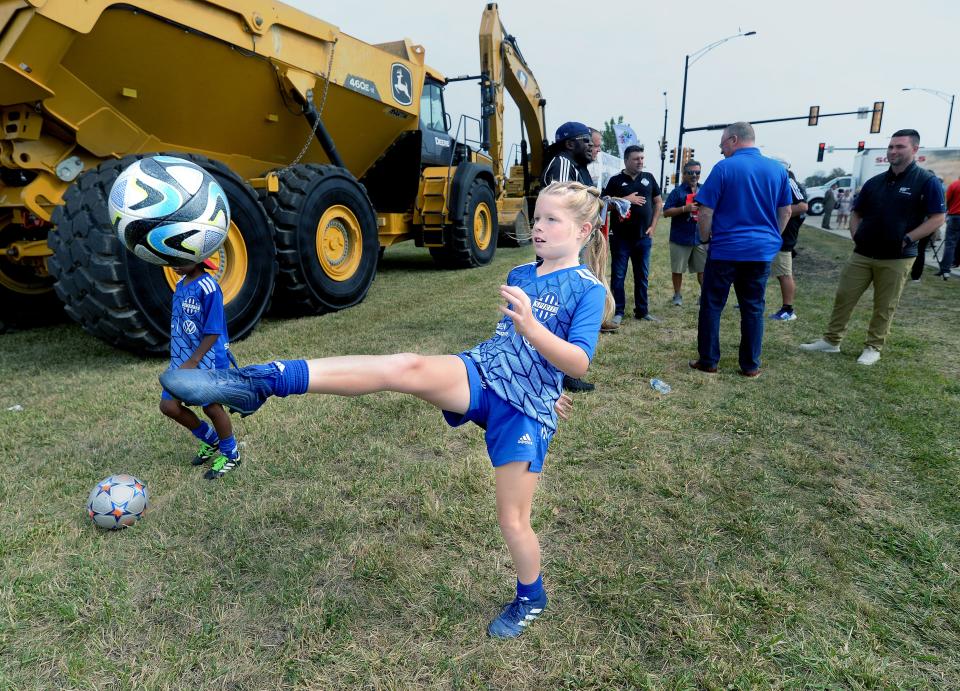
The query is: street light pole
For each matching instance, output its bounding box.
[902,86,956,147]
[675,30,756,180]
[659,90,668,191]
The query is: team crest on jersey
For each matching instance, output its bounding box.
[182,319,197,335]
[181,296,201,316]
[531,292,560,323]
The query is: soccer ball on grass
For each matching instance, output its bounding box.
[86,474,149,530]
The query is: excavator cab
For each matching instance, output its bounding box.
[418,78,455,167]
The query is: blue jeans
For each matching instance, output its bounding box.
[697,258,771,372]
[611,235,652,317]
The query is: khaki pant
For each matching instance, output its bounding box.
[824,252,913,350]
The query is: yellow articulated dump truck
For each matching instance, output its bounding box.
[0,0,547,352]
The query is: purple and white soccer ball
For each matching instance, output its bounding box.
[108,155,230,268]
[86,474,149,530]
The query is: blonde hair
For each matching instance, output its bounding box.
[538,181,615,323]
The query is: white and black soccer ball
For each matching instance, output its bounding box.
[86,474,149,530]
[108,155,230,267]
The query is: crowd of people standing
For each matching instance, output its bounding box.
[540,120,948,383]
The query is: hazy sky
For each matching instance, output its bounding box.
[287,0,958,183]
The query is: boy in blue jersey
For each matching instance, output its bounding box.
[161,182,612,638]
[159,260,240,480]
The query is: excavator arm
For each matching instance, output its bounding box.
[479,3,547,198]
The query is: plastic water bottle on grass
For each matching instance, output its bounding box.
[650,378,672,394]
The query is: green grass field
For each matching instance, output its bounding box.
[2,224,958,689]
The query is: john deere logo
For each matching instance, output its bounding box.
[390,63,413,106]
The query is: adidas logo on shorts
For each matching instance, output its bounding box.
[517,433,533,446]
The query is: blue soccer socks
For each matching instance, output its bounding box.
[218,434,238,460]
[270,360,310,397]
[516,574,544,601]
[488,576,548,639]
[190,421,219,446]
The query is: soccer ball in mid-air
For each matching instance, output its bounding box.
[86,474,149,530]
[108,155,230,267]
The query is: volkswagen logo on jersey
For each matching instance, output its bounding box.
[390,63,413,106]
[182,319,197,335]
[531,292,560,323]
[181,296,201,316]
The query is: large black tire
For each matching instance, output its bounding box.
[497,204,533,247]
[48,154,276,355]
[260,164,379,315]
[807,198,825,216]
[430,178,498,268]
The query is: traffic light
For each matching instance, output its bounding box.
[687,147,695,161]
[660,139,667,155]
[680,147,690,166]
[857,141,865,152]
[870,101,884,134]
[669,148,676,164]
[817,142,826,162]
[808,105,820,126]
[671,173,678,185]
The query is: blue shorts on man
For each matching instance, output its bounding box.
[443,354,553,473]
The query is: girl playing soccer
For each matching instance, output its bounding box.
[161,181,611,638]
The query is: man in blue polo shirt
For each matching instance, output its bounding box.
[689,122,792,377]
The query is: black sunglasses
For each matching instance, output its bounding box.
[684,170,701,176]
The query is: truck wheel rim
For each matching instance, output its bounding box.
[0,219,53,295]
[473,202,493,251]
[316,204,362,282]
[162,221,248,304]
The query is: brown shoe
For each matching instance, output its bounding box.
[738,369,761,378]
[600,320,620,333]
[688,360,718,374]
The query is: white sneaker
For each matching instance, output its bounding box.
[799,338,841,353]
[672,293,683,306]
[857,346,881,366]
[612,314,623,326]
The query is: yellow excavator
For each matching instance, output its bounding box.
[0,0,548,352]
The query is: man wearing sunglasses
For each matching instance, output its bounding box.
[663,159,706,305]
[541,121,594,188]
[541,121,597,393]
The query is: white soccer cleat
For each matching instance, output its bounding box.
[856,346,881,366]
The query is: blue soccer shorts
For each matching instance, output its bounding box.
[442,354,554,473]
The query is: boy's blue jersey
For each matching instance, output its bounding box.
[466,262,606,431]
[169,274,229,370]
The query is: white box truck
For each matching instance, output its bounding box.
[805,147,960,215]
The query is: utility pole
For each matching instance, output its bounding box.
[659,91,668,191]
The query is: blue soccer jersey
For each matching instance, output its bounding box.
[466,262,606,431]
[169,273,229,370]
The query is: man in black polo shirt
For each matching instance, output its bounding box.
[603,144,663,324]
[801,129,946,365]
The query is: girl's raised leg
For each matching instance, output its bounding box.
[305,353,470,414]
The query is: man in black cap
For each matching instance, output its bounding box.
[542,121,594,187]
[541,121,597,393]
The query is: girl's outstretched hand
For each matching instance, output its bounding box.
[499,285,537,337]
